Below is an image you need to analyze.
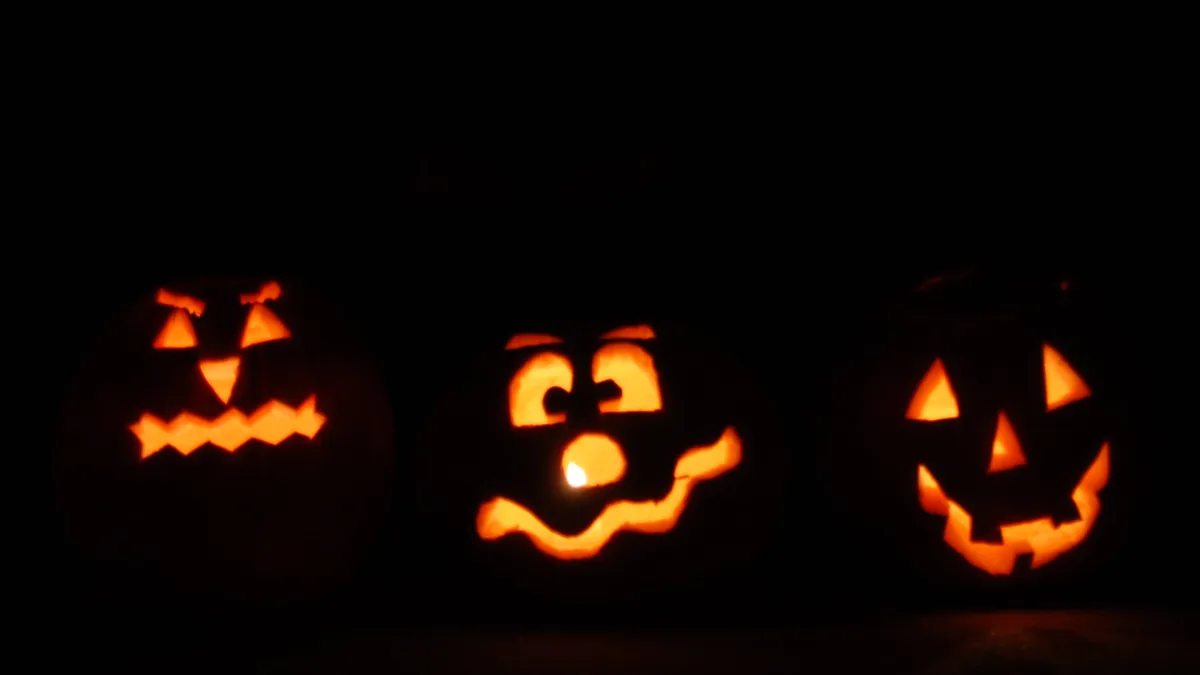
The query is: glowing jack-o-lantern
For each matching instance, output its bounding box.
[131,281,326,457]
[411,317,787,622]
[476,325,744,560]
[906,343,1110,576]
[54,278,394,608]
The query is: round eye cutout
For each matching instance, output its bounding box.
[592,342,662,414]
[906,343,1092,422]
[508,352,574,428]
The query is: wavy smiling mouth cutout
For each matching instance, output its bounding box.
[476,426,743,560]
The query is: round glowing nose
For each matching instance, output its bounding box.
[561,433,626,489]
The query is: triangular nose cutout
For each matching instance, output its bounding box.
[199,356,240,405]
[988,410,1027,473]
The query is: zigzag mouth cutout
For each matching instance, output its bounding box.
[130,395,326,458]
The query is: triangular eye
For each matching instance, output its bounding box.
[907,358,959,421]
[153,309,198,349]
[241,304,291,348]
[1043,343,1091,411]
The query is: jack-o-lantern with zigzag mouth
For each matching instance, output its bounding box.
[54,278,394,607]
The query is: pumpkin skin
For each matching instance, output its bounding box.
[53,277,395,612]
[820,267,1128,606]
[408,320,787,625]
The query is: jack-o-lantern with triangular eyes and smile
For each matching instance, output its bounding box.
[906,342,1109,576]
[54,278,394,609]
[816,267,1128,605]
[858,268,1124,585]
[411,321,787,610]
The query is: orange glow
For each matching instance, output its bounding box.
[506,334,563,350]
[156,289,205,316]
[241,304,291,348]
[131,395,326,458]
[599,325,656,341]
[560,433,627,488]
[153,309,198,349]
[509,352,574,427]
[477,427,743,560]
[239,280,282,305]
[907,359,959,421]
[917,443,1110,575]
[1044,343,1091,411]
[199,357,240,405]
[593,342,663,414]
[987,411,1027,474]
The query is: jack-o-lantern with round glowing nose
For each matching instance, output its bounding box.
[477,325,744,559]
[54,278,394,608]
[412,321,785,609]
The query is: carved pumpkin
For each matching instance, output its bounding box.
[477,325,743,559]
[819,266,1127,603]
[906,342,1109,576]
[54,278,395,609]
[409,320,786,619]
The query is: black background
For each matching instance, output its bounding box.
[26,139,1194,670]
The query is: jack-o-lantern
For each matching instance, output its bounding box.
[54,278,395,610]
[476,325,743,559]
[905,343,1109,576]
[818,266,1126,604]
[409,320,786,621]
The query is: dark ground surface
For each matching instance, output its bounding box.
[240,611,1199,674]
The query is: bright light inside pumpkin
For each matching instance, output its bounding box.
[560,433,626,488]
[565,462,587,488]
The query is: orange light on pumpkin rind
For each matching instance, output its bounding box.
[505,333,564,350]
[916,443,1110,575]
[239,280,283,305]
[131,395,326,458]
[156,289,205,316]
[599,325,656,341]
[476,426,743,560]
